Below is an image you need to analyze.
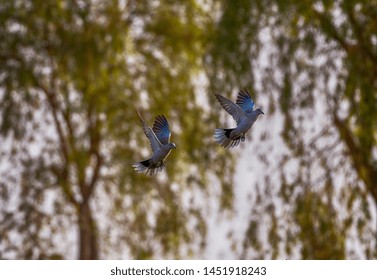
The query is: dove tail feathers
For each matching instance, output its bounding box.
[214,128,244,149]
[132,159,166,175]
[132,159,151,174]
[140,159,151,167]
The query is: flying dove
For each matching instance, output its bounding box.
[133,111,176,175]
[214,89,264,149]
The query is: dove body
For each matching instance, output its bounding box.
[228,110,261,139]
[149,143,176,166]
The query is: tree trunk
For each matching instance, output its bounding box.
[78,201,98,259]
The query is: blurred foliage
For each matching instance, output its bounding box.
[208,0,377,259]
[1,0,377,260]
[0,0,235,259]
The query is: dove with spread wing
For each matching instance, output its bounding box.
[214,89,264,149]
[133,111,176,175]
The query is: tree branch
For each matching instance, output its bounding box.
[313,10,355,55]
[345,7,377,62]
[83,101,103,202]
[332,111,377,202]
[33,77,78,207]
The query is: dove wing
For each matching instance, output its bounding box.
[137,111,162,153]
[152,115,171,145]
[236,89,255,114]
[215,94,246,125]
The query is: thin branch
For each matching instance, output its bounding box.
[312,10,354,55]
[332,111,377,201]
[35,81,69,161]
[345,7,377,62]
[60,92,87,196]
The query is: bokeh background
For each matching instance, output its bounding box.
[1,0,377,259]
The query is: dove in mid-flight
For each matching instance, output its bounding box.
[133,111,176,175]
[214,89,264,149]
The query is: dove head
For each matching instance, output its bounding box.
[169,143,177,149]
[255,108,264,115]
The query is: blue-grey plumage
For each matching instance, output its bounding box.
[214,89,264,149]
[133,111,176,175]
